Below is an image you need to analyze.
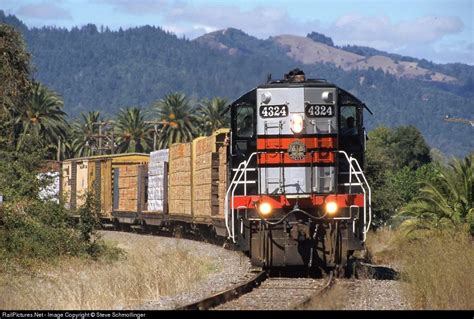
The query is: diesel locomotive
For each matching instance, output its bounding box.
[225,69,372,270]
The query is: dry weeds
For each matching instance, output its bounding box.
[0,233,218,310]
[365,227,474,310]
[364,227,402,267]
[398,230,474,310]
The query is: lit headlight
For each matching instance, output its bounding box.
[259,202,272,216]
[325,201,338,215]
[291,114,304,134]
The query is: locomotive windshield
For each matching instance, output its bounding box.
[236,104,254,138]
[340,105,358,135]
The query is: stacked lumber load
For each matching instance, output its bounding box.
[117,165,138,211]
[192,129,229,218]
[193,136,219,217]
[168,143,192,215]
[147,149,168,212]
[218,142,228,216]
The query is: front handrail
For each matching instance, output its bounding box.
[224,161,245,240]
[225,152,258,242]
[350,155,372,233]
[337,151,372,240]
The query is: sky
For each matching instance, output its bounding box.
[2,0,473,65]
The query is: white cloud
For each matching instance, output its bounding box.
[16,1,72,20]
[163,24,217,39]
[97,0,169,15]
[320,14,471,64]
[162,2,319,39]
[327,14,464,50]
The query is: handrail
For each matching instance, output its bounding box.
[350,156,372,233]
[337,151,372,241]
[224,161,245,239]
[225,152,258,242]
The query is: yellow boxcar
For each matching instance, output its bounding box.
[61,153,149,217]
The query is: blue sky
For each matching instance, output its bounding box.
[2,0,473,64]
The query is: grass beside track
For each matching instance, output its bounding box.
[365,227,474,310]
[0,231,219,310]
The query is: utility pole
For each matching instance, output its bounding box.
[90,121,115,155]
[57,138,61,162]
[144,120,169,151]
[444,116,474,127]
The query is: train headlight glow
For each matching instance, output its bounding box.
[259,202,272,216]
[325,201,338,215]
[291,114,304,134]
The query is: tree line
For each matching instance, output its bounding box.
[0,23,229,160]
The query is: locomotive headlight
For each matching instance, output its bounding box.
[291,114,304,134]
[325,201,338,215]
[259,202,272,216]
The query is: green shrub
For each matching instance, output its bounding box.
[0,191,112,269]
[77,191,102,256]
[2,200,87,260]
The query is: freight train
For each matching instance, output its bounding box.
[60,69,372,273]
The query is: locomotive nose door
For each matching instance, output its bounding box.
[337,91,365,190]
[233,103,255,159]
[338,104,363,163]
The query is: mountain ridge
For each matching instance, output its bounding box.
[195,28,457,83]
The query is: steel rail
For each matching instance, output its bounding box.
[175,270,268,310]
[294,270,335,309]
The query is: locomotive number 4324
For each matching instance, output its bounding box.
[305,104,334,117]
[260,105,288,118]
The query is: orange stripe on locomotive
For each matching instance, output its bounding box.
[256,136,336,165]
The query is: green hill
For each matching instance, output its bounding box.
[1,11,472,156]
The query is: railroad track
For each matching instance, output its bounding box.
[99,226,341,310]
[177,270,335,310]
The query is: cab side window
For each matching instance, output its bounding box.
[340,106,358,135]
[236,105,254,138]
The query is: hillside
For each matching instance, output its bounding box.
[0,11,472,156]
[271,34,456,82]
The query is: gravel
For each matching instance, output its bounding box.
[140,244,251,310]
[215,278,328,310]
[336,279,410,310]
[99,231,252,310]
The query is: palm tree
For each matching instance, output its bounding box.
[153,93,199,149]
[398,154,474,233]
[197,97,229,135]
[16,82,68,153]
[114,107,152,153]
[70,111,102,157]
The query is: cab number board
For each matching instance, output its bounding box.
[305,104,334,117]
[260,105,288,118]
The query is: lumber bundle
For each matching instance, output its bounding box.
[168,143,192,215]
[147,149,168,212]
[218,143,228,216]
[117,165,138,211]
[192,130,229,218]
